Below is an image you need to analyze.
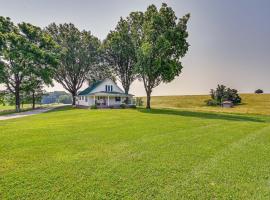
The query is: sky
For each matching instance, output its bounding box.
[0,0,269,96]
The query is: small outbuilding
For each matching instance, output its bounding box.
[221,100,233,108]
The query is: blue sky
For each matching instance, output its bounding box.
[0,0,269,95]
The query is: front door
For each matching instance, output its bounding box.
[97,96,106,106]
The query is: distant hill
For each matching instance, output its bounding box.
[42,91,72,104]
[143,94,270,115]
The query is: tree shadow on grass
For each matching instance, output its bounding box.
[138,108,266,123]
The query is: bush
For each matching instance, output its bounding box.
[58,94,72,104]
[129,105,137,109]
[109,105,114,109]
[207,84,241,106]
[205,99,218,106]
[255,89,263,94]
[90,104,97,109]
[120,103,127,109]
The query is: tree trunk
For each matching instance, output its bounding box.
[124,88,129,104]
[32,92,36,109]
[146,91,151,109]
[72,93,76,106]
[15,89,20,112]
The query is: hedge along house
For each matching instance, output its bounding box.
[76,78,134,108]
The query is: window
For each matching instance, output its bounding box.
[105,85,113,92]
[82,96,84,100]
[115,97,121,102]
[85,96,88,102]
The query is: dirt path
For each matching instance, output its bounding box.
[0,107,55,121]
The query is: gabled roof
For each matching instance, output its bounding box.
[78,80,102,95]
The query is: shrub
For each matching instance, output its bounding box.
[90,105,97,109]
[207,84,241,106]
[109,105,114,109]
[129,105,137,109]
[255,89,263,94]
[205,99,218,106]
[120,103,127,109]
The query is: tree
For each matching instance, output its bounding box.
[211,84,227,105]
[103,17,136,95]
[255,89,263,94]
[131,4,190,108]
[207,85,241,106]
[21,76,45,109]
[58,94,72,104]
[85,63,115,86]
[0,90,6,105]
[46,23,100,105]
[0,17,58,112]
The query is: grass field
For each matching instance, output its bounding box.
[0,104,63,116]
[145,94,270,115]
[1,106,270,199]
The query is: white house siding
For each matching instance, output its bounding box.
[77,96,91,106]
[76,78,132,107]
[108,96,125,105]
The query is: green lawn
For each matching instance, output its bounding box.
[0,104,63,116]
[1,107,270,199]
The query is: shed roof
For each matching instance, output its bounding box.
[222,101,233,104]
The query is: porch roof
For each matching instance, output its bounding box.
[89,91,133,97]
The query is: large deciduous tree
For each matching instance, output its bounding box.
[0,17,58,112]
[131,4,190,109]
[103,17,136,95]
[46,23,100,105]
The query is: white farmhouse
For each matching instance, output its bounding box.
[76,78,134,108]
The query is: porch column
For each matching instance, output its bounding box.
[93,95,96,105]
[107,96,110,106]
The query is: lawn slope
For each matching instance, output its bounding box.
[145,93,270,115]
[1,107,270,199]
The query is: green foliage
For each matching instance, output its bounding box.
[129,3,190,108]
[108,105,114,109]
[90,104,97,109]
[205,99,219,106]
[136,97,144,106]
[46,23,100,105]
[0,17,59,112]
[120,103,127,109]
[128,104,137,109]
[209,85,242,106]
[58,94,72,104]
[103,17,137,94]
[255,89,263,94]
[0,90,6,105]
[42,91,69,104]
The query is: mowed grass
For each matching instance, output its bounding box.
[0,105,33,116]
[0,104,64,116]
[1,107,270,199]
[145,93,270,115]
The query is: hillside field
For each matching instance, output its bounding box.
[144,94,270,115]
[1,106,270,199]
